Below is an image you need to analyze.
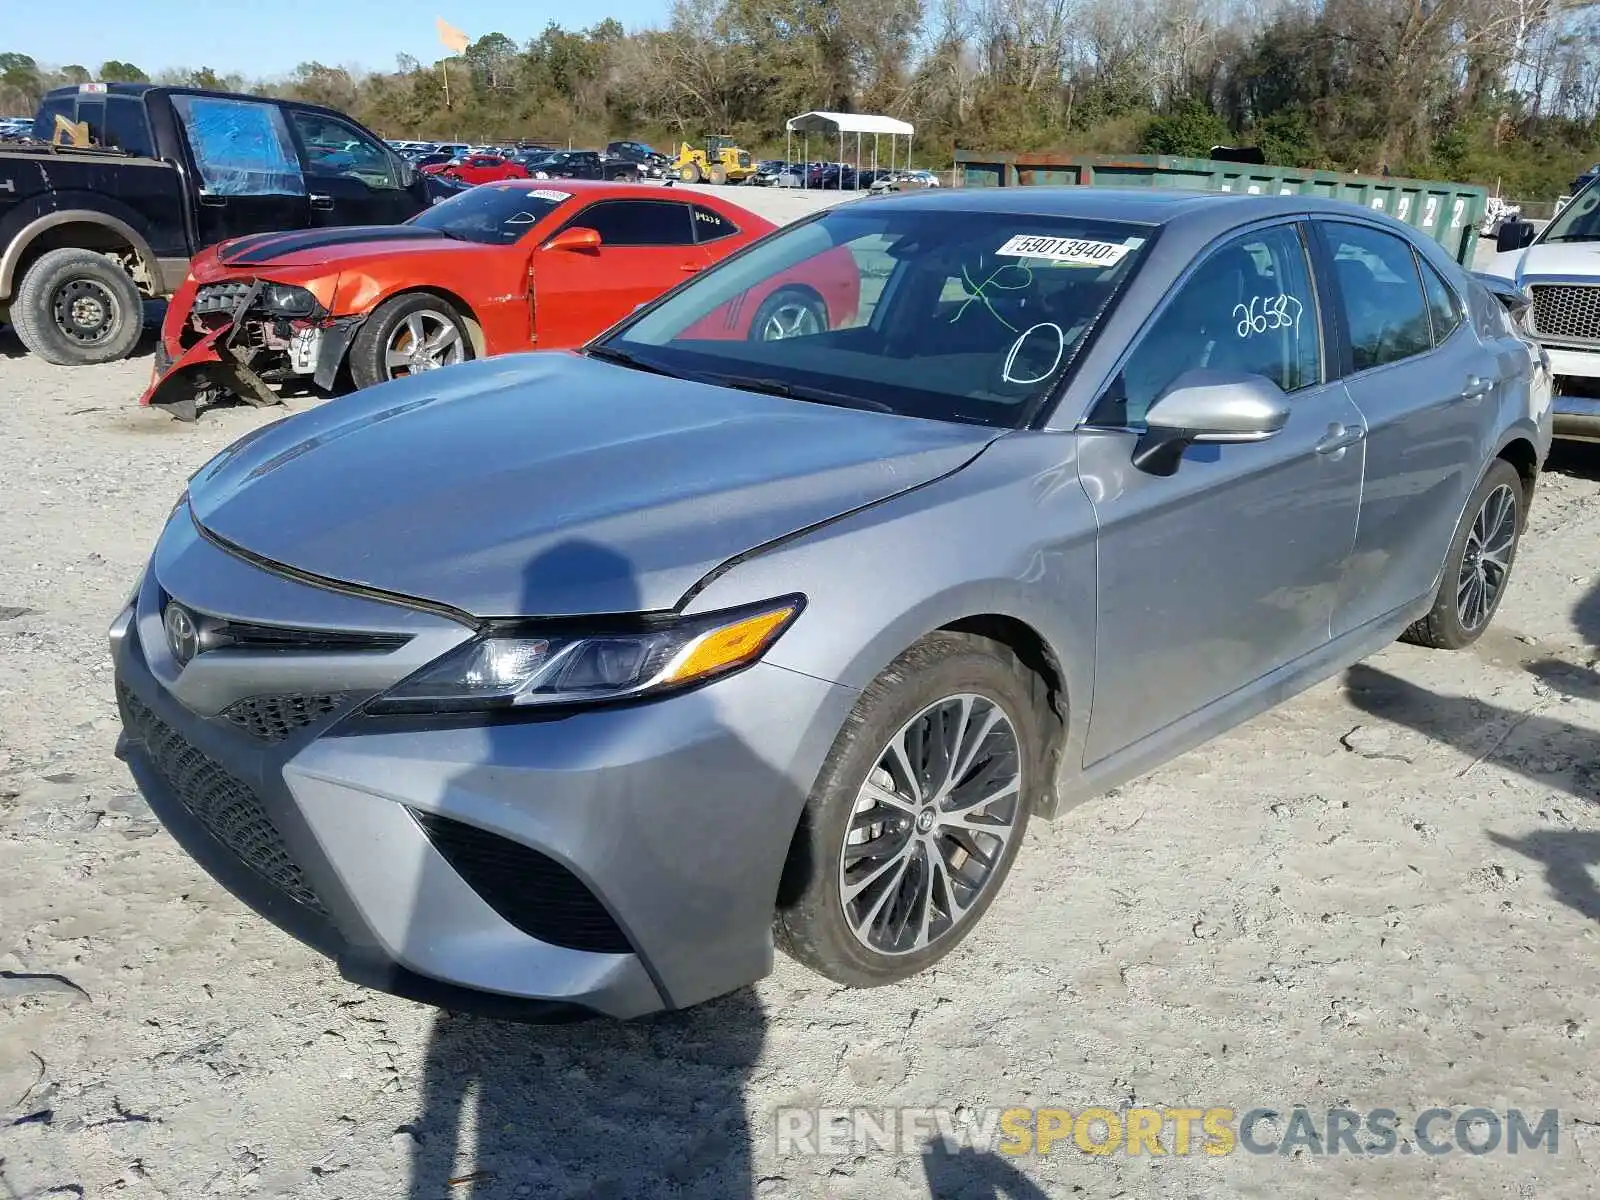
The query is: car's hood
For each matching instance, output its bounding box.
[1506,240,1600,283]
[215,226,467,270]
[187,352,997,618]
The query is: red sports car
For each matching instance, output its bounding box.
[421,154,529,185]
[143,180,861,420]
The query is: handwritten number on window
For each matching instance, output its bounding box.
[1234,294,1304,339]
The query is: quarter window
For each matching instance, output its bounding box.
[1322,221,1433,370]
[1419,258,1463,345]
[574,200,695,247]
[692,205,739,243]
[1099,223,1320,427]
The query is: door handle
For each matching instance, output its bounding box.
[1314,422,1365,455]
[198,194,226,208]
[310,194,334,210]
[681,263,702,273]
[1459,375,1491,401]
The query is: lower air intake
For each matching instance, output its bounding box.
[411,812,633,954]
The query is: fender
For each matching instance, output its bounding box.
[0,201,164,300]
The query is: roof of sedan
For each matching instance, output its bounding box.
[853,185,1360,225]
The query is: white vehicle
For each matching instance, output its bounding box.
[1485,179,1600,441]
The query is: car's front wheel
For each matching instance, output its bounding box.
[1403,457,1524,649]
[775,633,1045,987]
[349,293,472,390]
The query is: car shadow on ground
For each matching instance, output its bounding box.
[403,538,778,1199]
[921,1146,1052,1199]
[1343,574,1600,927]
[1545,438,1600,483]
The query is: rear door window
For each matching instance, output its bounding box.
[104,95,154,157]
[1321,221,1433,371]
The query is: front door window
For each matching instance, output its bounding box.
[171,95,305,197]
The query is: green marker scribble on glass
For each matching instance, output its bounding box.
[949,262,1033,331]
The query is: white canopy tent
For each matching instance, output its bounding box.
[785,111,915,190]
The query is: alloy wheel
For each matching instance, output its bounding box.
[384,310,466,378]
[1457,483,1517,631]
[838,693,1023,956]
[760,301,823,341]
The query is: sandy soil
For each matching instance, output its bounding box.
[1,194,1597,1199]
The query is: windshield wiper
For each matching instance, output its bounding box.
[713,375,896,414]
[584,344,681,378]
[1546,233,1600,243]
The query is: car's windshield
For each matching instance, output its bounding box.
[1542,182,1600,242]
[599,204,1153,426]
[408,182,572,245]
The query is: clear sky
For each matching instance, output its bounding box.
[9,0,667,79]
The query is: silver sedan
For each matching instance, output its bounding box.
[112,188,1553,1018]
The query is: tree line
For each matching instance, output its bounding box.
[4,0,1600,201]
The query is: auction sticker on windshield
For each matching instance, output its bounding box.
[994,235,1141,267]
[529,189,573,202]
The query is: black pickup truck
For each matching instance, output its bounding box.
[0,82,430,365]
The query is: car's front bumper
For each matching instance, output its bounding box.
[1542,345,1600,440]
[110,515,858,1018]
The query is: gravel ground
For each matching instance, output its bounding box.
[1,192,1597,1199]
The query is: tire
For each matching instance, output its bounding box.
[12,247,144,366]
[680,163,703,184]
[709,164,728,186]
[1402,457,1524,650]
[749,287,828,341]
[347,293,472,391]
[774,632,1047,987]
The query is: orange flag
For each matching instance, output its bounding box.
[436,17,470,53]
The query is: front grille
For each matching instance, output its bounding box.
[117,683,327,915]
[159,589,412,659]
[220,693,345,742]
[412,812,632,954]
[1530,284,1600,342]
[193,280,254,315]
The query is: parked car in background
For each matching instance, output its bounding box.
[114,188,1549,1019]
[139,180,845,419]
[434,154,529,185]
[750,159,789,186]
[1486,174,1600,441]
[527,149,643,183]
[0,81,429,366]
[605,140,672,179]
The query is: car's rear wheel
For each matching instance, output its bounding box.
[349,293,472,390]
[775,633,1044,987]
[1403,457,1524,649]
[749,287,827,341]
[12,247,145,366]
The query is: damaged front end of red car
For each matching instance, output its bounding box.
[142,279,364,422]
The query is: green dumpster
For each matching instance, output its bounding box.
[952,150,1488,265]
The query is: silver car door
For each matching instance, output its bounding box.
[1317,220,1498,637]
[1076,220,1365,766]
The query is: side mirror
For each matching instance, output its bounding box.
[1131,370,1290,477]
[544,226,602,254]
[1496,219,1536,253]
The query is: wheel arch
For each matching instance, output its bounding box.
[1493,434,1539,519]
[0,209,160,301]
[361,285,488,359]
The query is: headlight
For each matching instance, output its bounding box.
[260,283,319,317]
[367,595,804,714]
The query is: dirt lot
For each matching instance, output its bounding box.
[1,193,1598,1199]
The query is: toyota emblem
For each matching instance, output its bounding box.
[164,603,199,667]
